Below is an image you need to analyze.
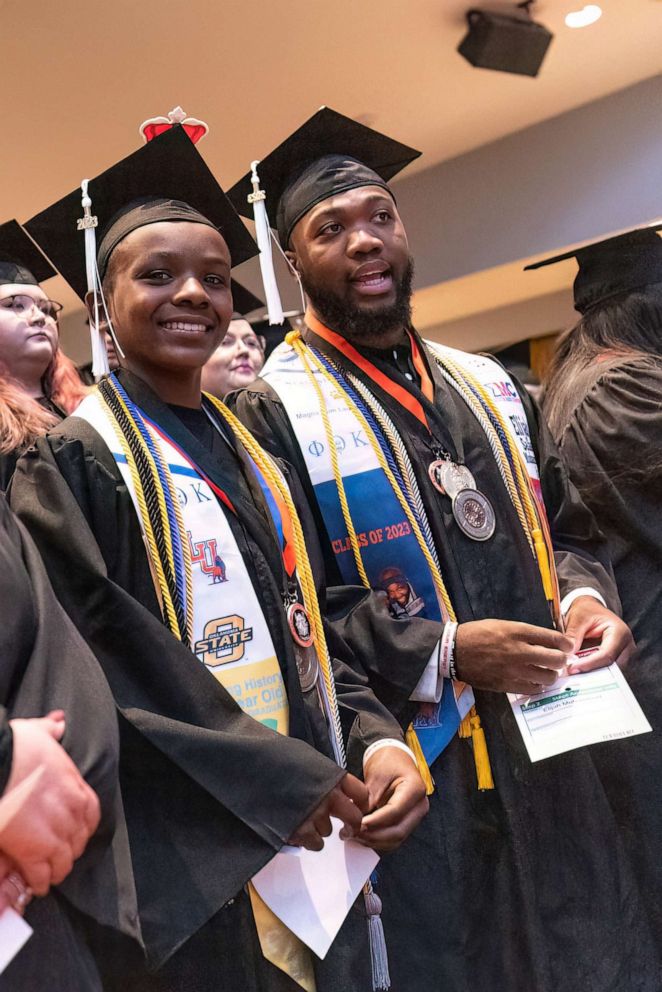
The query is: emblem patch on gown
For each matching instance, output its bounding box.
[195,614,254,665]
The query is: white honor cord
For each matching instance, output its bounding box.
[249,160,285,326]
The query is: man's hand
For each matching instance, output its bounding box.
[455,620,574,694]
[564,597,635,673]
[0,712,100,896]
[287,773,369,852]
[358,747,429,853]
[0,854,32,915]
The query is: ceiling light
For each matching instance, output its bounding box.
[565,5,602,28]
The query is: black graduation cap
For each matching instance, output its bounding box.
[525,224,662,314]
[0,219,56,287]
[227,106,421,246]
[25,126,258,301]
[230,280,264,317]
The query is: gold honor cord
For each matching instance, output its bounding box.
[432,352,561,624]
[98,383,187,641]
[204,393,348,767]
[285,331,494,793]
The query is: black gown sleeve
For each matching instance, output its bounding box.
[0,708,11,795]
[512,377,620,612]
[232,383,444,717]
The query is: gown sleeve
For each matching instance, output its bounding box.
[513,377,620,612]
[0,709,11,795]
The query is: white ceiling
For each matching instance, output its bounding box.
[1,0,660,358]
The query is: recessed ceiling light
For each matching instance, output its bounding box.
[565,4,602,28]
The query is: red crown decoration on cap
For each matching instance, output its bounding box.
[139,106,209,145]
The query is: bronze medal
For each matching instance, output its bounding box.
[452,488,496,541]
[294,644,320,693]
[428,459,448,494]
[287,601,314,648]
[440,462,476,500]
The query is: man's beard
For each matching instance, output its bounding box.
[301,257,414,347]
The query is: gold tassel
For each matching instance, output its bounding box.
[458,712,473,738]
[470,713,494,791]
[532,528,554,602]
[405,725,435,796]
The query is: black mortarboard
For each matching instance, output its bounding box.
[231,280,264,317]
[525,224,662,314]
[228,107,421,247]
[25,126,258,301]
[0,219,56,287]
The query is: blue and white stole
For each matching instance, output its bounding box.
[262,335,546,764]
[75,382,290,734]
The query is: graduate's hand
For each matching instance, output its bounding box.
[286,773,369,852]
[0,856,33,916]
[564,597,635,673]
[455,620,573,694]
[358,747,428,853]
[0,713,100,896]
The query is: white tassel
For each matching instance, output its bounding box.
[248,160,284,326]
[364,882,391,991]
[77,180,110,379]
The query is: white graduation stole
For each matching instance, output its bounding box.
[75,392,289,734]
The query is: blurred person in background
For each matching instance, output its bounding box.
[534,224,662,942]
[0,221,87,490]
[201,280,265,399]
[0,491,135,990]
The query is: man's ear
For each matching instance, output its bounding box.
[284,249,300,278]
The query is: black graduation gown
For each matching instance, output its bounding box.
[543,352,662,941]
[230,330,660,992]
[9,369,411,992]
[0,395,65,493]
[0,493,136,991]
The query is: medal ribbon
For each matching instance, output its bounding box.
[306,312,432,429]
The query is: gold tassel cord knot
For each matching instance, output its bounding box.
[405,725,435,796]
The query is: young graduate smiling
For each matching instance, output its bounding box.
[12,126,430,992]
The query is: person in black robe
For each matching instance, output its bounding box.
[0,219,88,490]
[11,125,431,991]
[0,492,137,990]
[226,109,659,991]
[536,225,662,943]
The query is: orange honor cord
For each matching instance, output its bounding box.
[306,312,430,430]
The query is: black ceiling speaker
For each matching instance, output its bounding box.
[458,7,554,77]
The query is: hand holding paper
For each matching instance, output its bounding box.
[564,597,635,673]
[286,773,368,851]
[253,818,379,959]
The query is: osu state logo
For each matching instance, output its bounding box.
[194,614,253,667]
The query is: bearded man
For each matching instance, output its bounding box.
[226,108,658,991]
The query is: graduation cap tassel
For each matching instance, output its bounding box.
[78,180,110,379]
[248,161,284,326]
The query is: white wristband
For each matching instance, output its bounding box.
[440,621,458,679]
[363,739,418,771]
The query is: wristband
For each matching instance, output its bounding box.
[363,738,418,771]
[440,621,459,680]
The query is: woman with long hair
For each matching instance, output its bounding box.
[0,220,87,490]
[536,225,662,945]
